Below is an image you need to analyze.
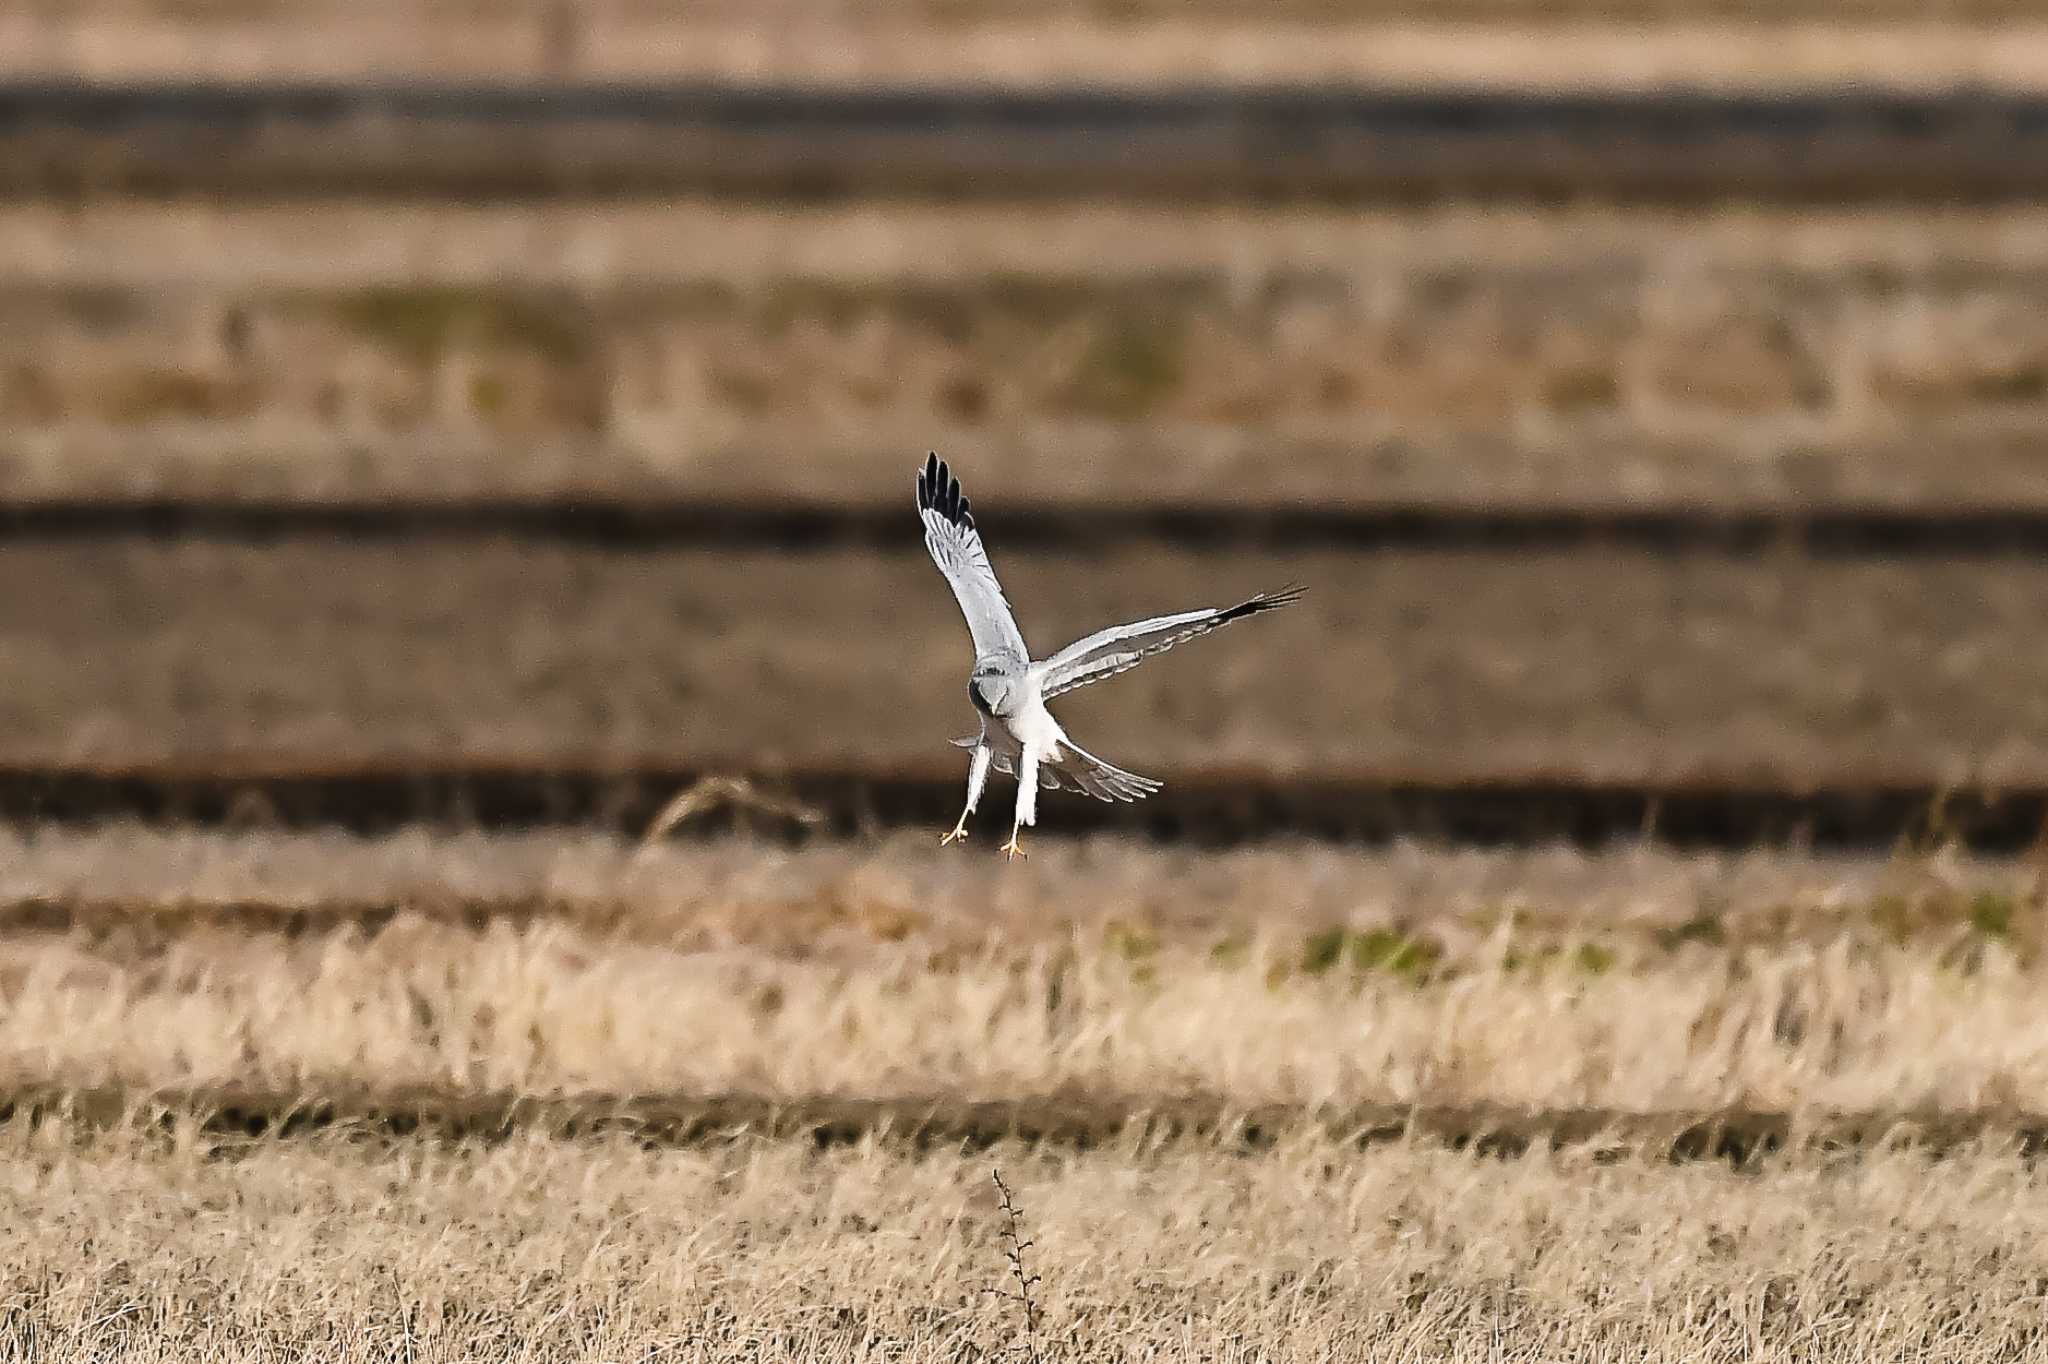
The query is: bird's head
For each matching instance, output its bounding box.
[969,664,1017,716]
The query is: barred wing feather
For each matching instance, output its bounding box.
[915,452,1028,662]
[1033,586,1304,701]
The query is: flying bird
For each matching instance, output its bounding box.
[916,452,1302,859]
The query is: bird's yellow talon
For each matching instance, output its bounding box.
[1001,836,1027,861]
[940,826,969,846]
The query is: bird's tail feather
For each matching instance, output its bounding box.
[1049,737,1162,804]
[964,735,1162,804]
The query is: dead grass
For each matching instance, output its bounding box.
[18,204,2048,292]
[4,829,2047,1353]
[8,907,2047,1113]
[0,831,2044,1115]
[24,0,2047,21]
[8,251,2048,442]
[7,205,2048,500]
[0,1122,2046,1359]
[18,418,2048,514]
[11,12,2048,88]
[0,826,2038,958]
[7,540,2048,781]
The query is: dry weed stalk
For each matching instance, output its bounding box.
[637,775,825,847]
[984,1169,1045,1364]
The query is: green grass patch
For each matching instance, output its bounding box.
[322,287,596,365]
[1300,927,1443,983]
[1064,311,1188,418]
[1208,933,1251,969]
[1655,912,1727,950]
[1103,920,1159,963]
[1968,891,2018,940]
[1572,943,1616,975]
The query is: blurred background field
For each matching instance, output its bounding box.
[9,1,2048,86]
[5,2,2048,1358]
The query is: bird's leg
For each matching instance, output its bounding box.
[942,743,991,845]
[1004,745,1039,861]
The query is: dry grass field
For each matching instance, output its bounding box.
[21,262,2048,439]
[6,864,2045,1114]
[1,829,2047,1357]
[8,204,2048,509]
[6,1130,2048,1361]
[6,25,2044,1350]
[0,828,2041,1112]
[20,203,2048,291]
[5,1131,2048,1361]
[10,0,2048,88]
[10,12,2048,88]
[23,0,2046,21]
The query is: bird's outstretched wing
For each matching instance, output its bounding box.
[916,452,1028,662]
[1032,585,1304,700]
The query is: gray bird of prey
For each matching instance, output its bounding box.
[916,452,1303,859]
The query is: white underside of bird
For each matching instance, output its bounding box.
[916,452,1301,860]
[945,688,1163,853]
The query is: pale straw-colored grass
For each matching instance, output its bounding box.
[0,830,2042,1114]
[12,202,2048,291]
[4,917,2041,1113]
[0,825,2036,956]
[5,203,2048,495]
[9,6,2048,86]
[0,1122,2044,1360]
[3,828,2043,1356]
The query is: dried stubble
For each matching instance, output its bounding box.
[6,250,2047,442]
[3,830,2046,1356]
[7,913,2045,1115]
[23,0,2048,23]
[5,22,2043,1352]
[0,824,2037,957]
[7,206,2048,511]
[1,1124,2046,1361]
[0,830,2045,1118]
[13,3,2048,90]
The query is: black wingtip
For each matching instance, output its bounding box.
[1264,583,1308,608]
[916,451,975,531]
[1217,583,1306,624]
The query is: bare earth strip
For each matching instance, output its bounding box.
[3,1129,2046,1360]
[5,540,2048,782]
[9,1085,2048,1163]
[18,83,2039,204]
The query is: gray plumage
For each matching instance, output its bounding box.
[916,452,1302,854]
